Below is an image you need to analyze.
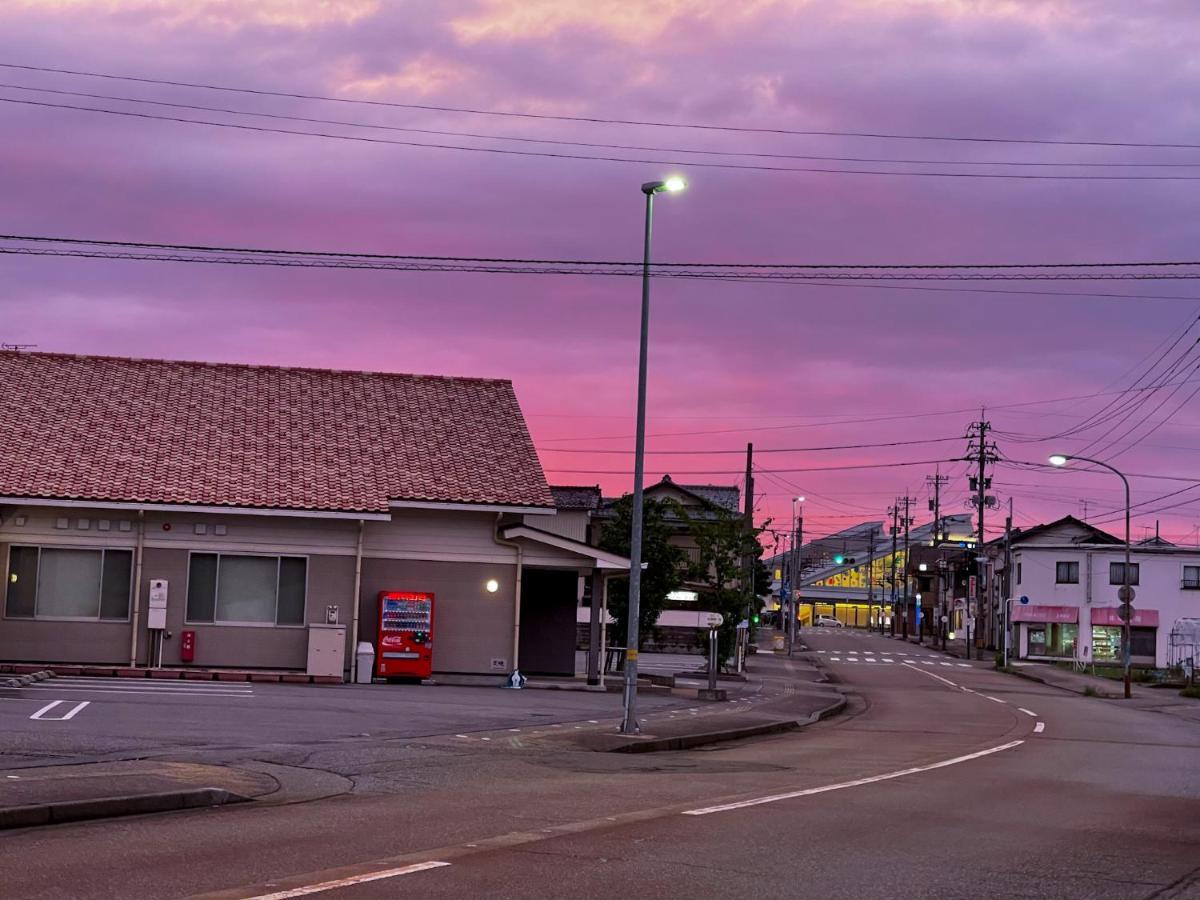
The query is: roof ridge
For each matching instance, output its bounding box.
[0,349,513,386]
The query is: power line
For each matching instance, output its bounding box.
[8,81,1200,171]
[541,458,961,476]
[6,61,1200,150]
[9,233,1198,270]
[537,435,966,454]
[8,95,1200,181]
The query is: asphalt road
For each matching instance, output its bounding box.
[3,631,1198,899]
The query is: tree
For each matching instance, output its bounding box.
[684,504,769,666]
[598,496,686,647]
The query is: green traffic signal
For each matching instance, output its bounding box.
[834,554,845,564]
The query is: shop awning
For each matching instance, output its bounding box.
[1011,604,1078,624]
[1091,607,1159,627]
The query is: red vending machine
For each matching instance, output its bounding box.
[376,591,435,679]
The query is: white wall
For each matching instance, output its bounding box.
[1013,544,1200,666]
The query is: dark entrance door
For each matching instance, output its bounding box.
[519,568,579,676]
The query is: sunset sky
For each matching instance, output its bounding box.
[3,1,1200,546]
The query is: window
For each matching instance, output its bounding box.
[4,546,132,620]
[1183,566,1200,589]
[1109,562,1140,586]
[186,553,306,625]
[1055,561,1079,584]
[1016,561,1022,585]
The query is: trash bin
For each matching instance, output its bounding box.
[355,642,375,684]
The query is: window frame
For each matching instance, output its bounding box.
[1108,561,1141,586]
[1055,561,1080,585]
[3,543,134,622]
[184,550,309,628]
[1183,564,1200,590]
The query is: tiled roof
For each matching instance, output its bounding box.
[0,351,554,514]
[678,484,740,512]
[550,485,603,511]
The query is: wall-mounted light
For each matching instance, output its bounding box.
[485,579,500,593]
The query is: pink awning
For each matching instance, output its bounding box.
[1091,607,1159,627]
[1011,605,1078,624]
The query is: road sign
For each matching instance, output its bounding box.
[700,612,724,628]
[1118,585,1136,603]
[1117,602,1133,623]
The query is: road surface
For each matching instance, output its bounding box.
[2,629,1197,899]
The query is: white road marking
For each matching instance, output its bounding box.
[56,701,89,720]
[830,657,841,662]
[682,740,1024,816]
[20,685,253,697]
[29,700,64,720]
[957,664,971,668]
[243,860,451,899]
[903,663,958,688]
[1017,707,1037,717]
[984,695,1006,704]
[1034,721,1045,733]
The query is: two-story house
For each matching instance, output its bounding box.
[1006,516,1199,669]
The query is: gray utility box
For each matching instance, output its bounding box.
[306,624,347,679]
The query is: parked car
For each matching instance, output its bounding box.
[814,614,845,628]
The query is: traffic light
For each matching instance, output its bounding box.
[833,554,856,565]
[834,554,844,564]
[751,613,761,624]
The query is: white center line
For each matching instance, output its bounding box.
[243,861,451,899]
[1034,721,1045,734]
[903,662,958,688]
[682,740,1024,816]
[1017,707,1037,717]
[984,695,1007,704]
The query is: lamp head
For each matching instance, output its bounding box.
[1049,454,1070,467]
[642,175,687,194]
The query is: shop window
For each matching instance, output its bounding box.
[1055,561,1079,584]
[1183,566,1200,589]
[1028,622,1077,658]
[1091,625,1157,661]
[1109,562,1140,586]
[186,553,307,626]
[4,546,132,620]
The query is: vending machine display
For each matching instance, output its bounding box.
[376,591,435,679]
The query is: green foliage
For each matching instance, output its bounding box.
[1181,685,1200,700]
[683,503,768,666]
[598,496,686,648]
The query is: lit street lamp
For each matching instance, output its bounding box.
[621,175,686,736]
[1049,453,1133,699]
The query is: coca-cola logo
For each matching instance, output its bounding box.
[381,635,406,647]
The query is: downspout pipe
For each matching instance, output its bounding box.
[348,519,365,684]
[128,509,145,667]
[493,513,523,685]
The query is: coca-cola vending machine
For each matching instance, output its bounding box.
[375,591,435,679]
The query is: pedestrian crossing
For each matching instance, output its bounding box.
[16,676,254,698]
[825,657,972,668]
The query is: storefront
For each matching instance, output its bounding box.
[1012,604,1079,659]
[1090,607,1159,665]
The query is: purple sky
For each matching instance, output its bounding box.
[3,1,1200,545]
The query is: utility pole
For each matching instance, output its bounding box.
[742,443,755,636]
[900,495,914,641]
[967,419,999,661]
[1002,498,1013,669]
[888,502,899,636]
[927,470,950,546]
[866,527,877,629]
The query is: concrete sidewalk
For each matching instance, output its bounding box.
[0,760,278,830]
[1005,660,1200,722]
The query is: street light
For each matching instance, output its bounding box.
[621,174,687,736]
[1049,453,1133,699]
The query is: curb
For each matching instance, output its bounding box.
[608,694,847,754]
[1,669,54,688]
[0,788,249,830]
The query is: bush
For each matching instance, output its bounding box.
[1181,685,1200,700]
[1083,686,1098,697]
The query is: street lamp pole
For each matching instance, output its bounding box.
[790,497,804,655]
[1050,454,1133,700]
[621,176,686,736]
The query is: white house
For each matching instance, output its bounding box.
[1006,516,1200,669]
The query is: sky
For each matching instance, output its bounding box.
[3,0,1200,546]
